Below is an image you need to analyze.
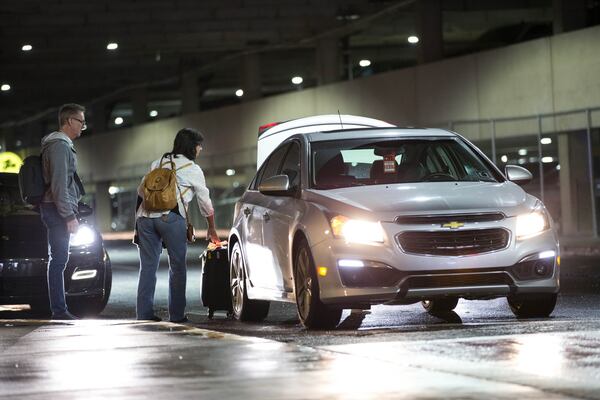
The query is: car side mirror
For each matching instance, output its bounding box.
[259,175,294,196]
[78,202,94,217]
[505,165,532,186]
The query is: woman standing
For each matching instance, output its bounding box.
[135,128,220,322]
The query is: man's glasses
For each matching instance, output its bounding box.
[70,117,87,131]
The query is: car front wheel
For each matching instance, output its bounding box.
[294,238,342,330]
[507,293,557,318]
[230,242,269,322]
[421,298,459,314]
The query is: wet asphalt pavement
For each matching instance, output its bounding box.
[2,241,600,399]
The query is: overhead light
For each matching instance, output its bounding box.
[408,35,419,44]
[108,186,120,195]
[114,117,123,125]
[501,155,508,163]
[107,42,118,50]
[359,59,371,67]
[518,158,527,165]
[235,89,244,97]
[291,76,303,85]
[556,165,561,171]
[541,138,552,145]
[1,84,10,92]
[518,149,528,156]
[149,110,158,117]
[226,169,236,176]
[21,44,32,51]
[542,156,554,163]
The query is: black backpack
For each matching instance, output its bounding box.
[18,153,47,206]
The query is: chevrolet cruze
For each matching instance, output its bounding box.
[228,120,559,329]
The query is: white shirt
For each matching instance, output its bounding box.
[137,154,214,219]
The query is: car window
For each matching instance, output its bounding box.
[312,138,501,189]
[257,143,291,187]
[279,141,300,188]
[0,181,27,216]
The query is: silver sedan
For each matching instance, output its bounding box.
[228,128,559,329]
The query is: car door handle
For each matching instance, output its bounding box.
[263,212,270,222]
[243,207,251,217]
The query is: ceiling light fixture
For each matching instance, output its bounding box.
[114,117,123,125]
[541,138,552,145]
[359,59,371,67]
[1,84,10,92]
[235,89,244,97]
[291,76,303,85]
[107,42,119,50]
[408,35,419,44]
[22,44,32,51]
[149,110,158,117]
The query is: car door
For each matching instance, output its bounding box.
[243,144,290,290]
[262,141,302,293]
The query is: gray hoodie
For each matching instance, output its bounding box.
[41,131,83,221]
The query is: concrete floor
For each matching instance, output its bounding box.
[3,318,600,399]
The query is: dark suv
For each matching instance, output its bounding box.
[0,172,111,316]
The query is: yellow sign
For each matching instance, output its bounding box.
[442,221,464,229]
[0,152,23,173]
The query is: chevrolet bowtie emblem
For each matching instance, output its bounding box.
[442,221,464,229]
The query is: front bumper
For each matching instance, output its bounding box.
[310,228,559,307]
[0,246,108,305]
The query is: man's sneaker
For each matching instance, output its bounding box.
[137,315,162,322]
[51,311,79,320]
[170,316,189,323]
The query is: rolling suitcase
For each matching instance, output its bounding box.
[200,245,233,319]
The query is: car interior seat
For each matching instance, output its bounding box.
[316,153,355,187]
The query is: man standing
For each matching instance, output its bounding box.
[40,103,86,320]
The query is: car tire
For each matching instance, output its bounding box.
[421,298,459,314]
[29,300,51,317]
[294,238,342,330]
[230,242,270,322]
[507,293,557,318]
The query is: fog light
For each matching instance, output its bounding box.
[534,262,548,276]
[72,270,97,280]
[338,259,365,268]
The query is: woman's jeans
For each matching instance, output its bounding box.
[136,212,187,321]
[39,203,71,316]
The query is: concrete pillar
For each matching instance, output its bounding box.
[131,88,148,125]
[94,181,113,233]
[242,53,262,101]
[181,71,199,114]
[416,0,443,64]
[553,0,587,34]
[90,102,108,134]
[316,38,341,85]
[558,131,593,236]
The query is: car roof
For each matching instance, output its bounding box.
[304,127,457,142]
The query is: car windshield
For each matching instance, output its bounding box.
[311,138,500,189]
[0,180,29,216]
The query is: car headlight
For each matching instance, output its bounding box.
[330,215,385,244]
[516,206,549,239]
[70,225,96,247]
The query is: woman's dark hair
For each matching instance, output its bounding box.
[165,128,204,160]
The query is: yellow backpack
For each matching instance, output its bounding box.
[142,156,191,212]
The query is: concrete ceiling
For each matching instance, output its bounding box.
[0,0,568,133]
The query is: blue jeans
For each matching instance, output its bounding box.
[136,212,188,321]
[40,203,71,316]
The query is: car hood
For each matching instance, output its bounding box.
[305,181,533,221]
[0,211,48,258]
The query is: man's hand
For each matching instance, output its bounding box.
[67,218,79,234]
[206,227,220,245]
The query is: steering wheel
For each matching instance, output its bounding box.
[422,172,457,182]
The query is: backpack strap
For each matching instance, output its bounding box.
[176,162,193,171]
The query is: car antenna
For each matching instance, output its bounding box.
[337,110,344,129]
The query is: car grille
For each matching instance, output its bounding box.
[397,228,510,256]
[403,272,512,289]
[395,213,505,225]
